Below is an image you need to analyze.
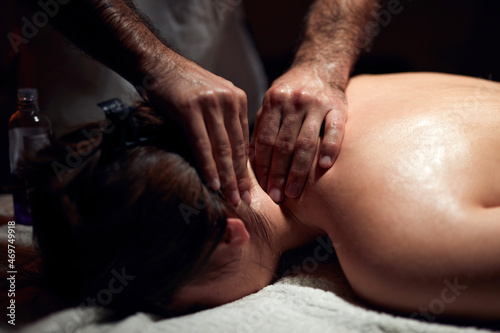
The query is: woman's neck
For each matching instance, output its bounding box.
[247,176,326,255]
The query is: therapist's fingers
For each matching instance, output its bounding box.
[203,98,240,206]
[223,88,252,204]
[319,106,347,168]
[185,105,220,192]
[284,114,323,198]
[144,55,252,205]
[266,113,304,203]
[254,99,281,192]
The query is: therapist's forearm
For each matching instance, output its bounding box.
[21,0,254,204]
[21,0,178,87]
[293,0,381,90]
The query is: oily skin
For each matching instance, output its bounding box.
[174,73,500,319]
[285,73,500,318]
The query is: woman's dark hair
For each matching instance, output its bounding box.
[27,104,272,317]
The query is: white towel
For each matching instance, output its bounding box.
[19,274,499,333]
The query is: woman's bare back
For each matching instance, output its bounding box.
[286,73,500,319]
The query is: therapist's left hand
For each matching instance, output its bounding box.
[250,65,347,203]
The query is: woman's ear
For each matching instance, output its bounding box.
[208,218,249,267]
[223,217,250,246]
[170,218,257,311]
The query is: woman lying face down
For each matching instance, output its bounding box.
[30,101,286,317]
[31,73,500,320]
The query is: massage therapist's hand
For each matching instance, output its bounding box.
[147,54,251,206]
[251,65,347,203]
[16,0,253,205]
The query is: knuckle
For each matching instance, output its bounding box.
[266,87,291,106]
[292,90,313,108]
[233,145,246,161]
[195,90,218,108]
[219,89,242,116]
[217,88,233,102]
[296,136,316,152]
[322,140,341,154]
[290,149,314,173]
[288,166,308,180]
[327,117,346,131]
[193,137,211,152]
[275,139,295,155]
[302,121,319,137]
[256,130,275,147]
[215,141,232,158]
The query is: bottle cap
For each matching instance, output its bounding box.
[17,88,38,102]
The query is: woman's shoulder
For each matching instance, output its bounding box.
[349,71,495,82]
[348,72,500,95]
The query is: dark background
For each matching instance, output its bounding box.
[244,0,500,81]
[1,0,500,192]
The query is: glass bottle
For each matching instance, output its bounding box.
[8,88,52,225]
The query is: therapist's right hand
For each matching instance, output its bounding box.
[145,55,251,206]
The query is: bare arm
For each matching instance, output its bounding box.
[293,0,380,90]
[19,0,171,87]
[20,0,251,205]
[252,0,381,203]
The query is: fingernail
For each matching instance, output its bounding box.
[211,178,221,190]
[269,188,282,203]
[286,183,300,198]
[320,155,333,168]
[230,190,240,205]
[241,190,251,204]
